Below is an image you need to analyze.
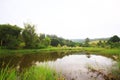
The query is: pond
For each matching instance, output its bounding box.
[0,52,117,80]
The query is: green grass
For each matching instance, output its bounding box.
[0,47,83,55]
[0,65,17,80]
[0,65,64,80]
[0,47,120,56]
[82,47,120,55]
[110,61,120,80]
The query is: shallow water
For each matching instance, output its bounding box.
[36,54,117,80]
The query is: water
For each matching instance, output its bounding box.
[0,52,117,80]
[36,54,116,80]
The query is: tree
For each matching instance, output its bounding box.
[107,35,120,48]
[51,38,60,47]
[43,37,51,47]
[84,38,90,47]
[22,23,39,48]
[0,24,21,49]
[46,34,76,47]
[39,33,45,40]
[108,35,120,43]
[38,37,51,48]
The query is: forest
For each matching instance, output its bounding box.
[0,23,120,49]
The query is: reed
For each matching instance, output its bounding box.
[0,65,64,80]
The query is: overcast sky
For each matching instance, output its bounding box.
[0,0,120,39]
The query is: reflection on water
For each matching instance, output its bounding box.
[36,54,117,80]
[0,52,117,80]
[0,51,71,70]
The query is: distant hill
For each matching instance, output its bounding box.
[90,38,109,41]
[71,38,109,43]
[71,39,85,43]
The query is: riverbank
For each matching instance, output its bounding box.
[0,47,120,55]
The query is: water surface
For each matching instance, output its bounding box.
[36,54,116,80]
[0,52,117,80]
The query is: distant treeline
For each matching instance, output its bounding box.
[0,23,120,49]
[0,23,79,49]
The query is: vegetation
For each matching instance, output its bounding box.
[83,38,90,47]
[0,23,79,49]
[0,65,64,80]
[107,35,120,48]
[0,23,120,80]
[0,23,120,49]
[22,23,39,49]
[0,24,22,49]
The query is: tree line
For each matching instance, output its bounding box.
[83,35,120,48]
[0,23,120,49]
[0,23,78,49]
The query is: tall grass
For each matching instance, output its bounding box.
[0,65,64,80]
[0,65,17,80]
[112,54,120,79]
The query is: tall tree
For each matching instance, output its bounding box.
[84,38,90,47]
[22,23,39,48]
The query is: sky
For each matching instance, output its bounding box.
[0,0,120,39]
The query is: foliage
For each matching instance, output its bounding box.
[22,23,39,48]
[1,23,119,49]
[0,23,78,49]
[0,24,22,49]
[38,36,51,48]
[0,65,65,80]
[108,35,120,43]
[39,33,45,40]
[97,40,107,48]
[47,35,76,47]
[107,35,120,48]
[84,38,90,47]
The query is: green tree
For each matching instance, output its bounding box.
[43,37,51,47]
[39,33,45,40]
[38,37,51,48]
[107,35,120,48]
[108,35,120,43]
[84,38,90,47]
[46,34,76,47]
[50,38,60,47]
[0,24,21,49]
[22,23,39,48]
[97,40,102,47]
